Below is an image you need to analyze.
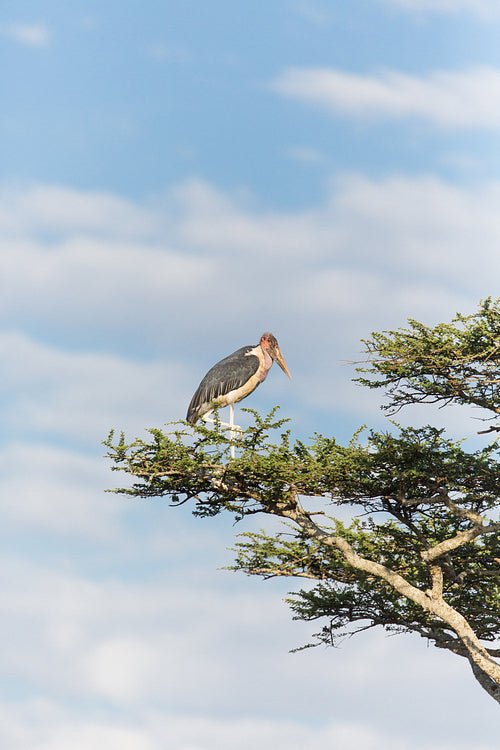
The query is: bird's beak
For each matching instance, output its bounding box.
[270,343,292,379]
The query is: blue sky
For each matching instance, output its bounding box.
[1,1,500,748]
[4,1,500,203]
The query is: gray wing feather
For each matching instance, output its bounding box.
[186,346,259,423]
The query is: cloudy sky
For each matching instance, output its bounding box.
[2,1,500,748]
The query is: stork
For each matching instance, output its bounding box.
[186,333,291,449]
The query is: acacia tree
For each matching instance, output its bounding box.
[105,299,500,704]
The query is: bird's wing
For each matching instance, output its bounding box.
[186,346,259,423]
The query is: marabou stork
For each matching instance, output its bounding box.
[186,333,291,429]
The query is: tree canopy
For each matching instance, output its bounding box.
[105,298,500,704]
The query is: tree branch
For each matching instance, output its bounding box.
[279,506,500,696]
[422,523,500,562]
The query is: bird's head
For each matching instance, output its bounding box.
[260,333,292,379]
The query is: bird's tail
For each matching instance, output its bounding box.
[186,406,198,424]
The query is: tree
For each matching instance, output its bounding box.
[105,299,500,704]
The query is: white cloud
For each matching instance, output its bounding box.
[2,23,51,47]
[0,234,213,350]
[171,178,326,259]
[1,176,500,435]
[271,66,500,128]
[0,183,165,239]
[3,176,496,337]
[84,637,159,703]
[3,699,497,750]
[0,332,191,443]
[0,552,497,748]
[145,41,192,64]
[289,1,332,26]
[0,699,159,750]
[287,146,325,164]
[0,442,121,538]
[380,0,500,18]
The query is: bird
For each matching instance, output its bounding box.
[186,332,291,426]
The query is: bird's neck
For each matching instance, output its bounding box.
[258,347,273,383]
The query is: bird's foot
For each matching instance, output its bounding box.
[202,415,243,440]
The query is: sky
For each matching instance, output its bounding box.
[1,1,500,748]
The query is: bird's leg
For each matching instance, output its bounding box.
[229,404,243,438]
[202,407,242,459]
[202,410,232,429]
[228,405,244,458]
[229,403,235,459]
[202,409,241,433]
